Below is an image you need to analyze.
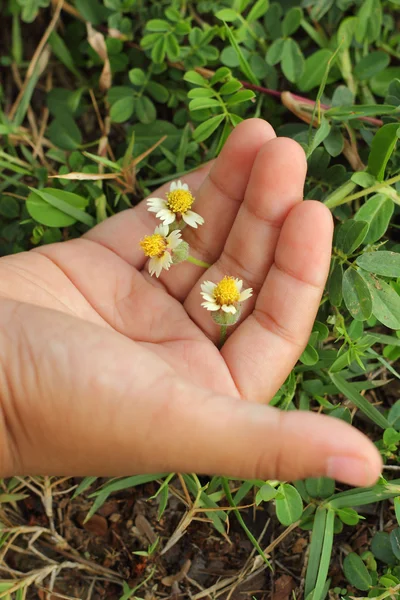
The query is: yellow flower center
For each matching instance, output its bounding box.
[213,277,240,306]
[166,189,194,214]
[140,233,167,257]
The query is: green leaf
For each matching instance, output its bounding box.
[165,33,180,61]
[146,19,170,32]
[187,87,215,99]
[26,187,92,228]
[47,114,82,150]
[367,123,400,182]
[356,251,400,278]
[49,31,79,77]
[247,0,269,22]
[312,509,335,600]
[371,67,400,97]
[328,260,343,307]
[129,68,147,86]
[136,96,156,124]
[281,38,304,83]
[366,275,400,330]
[336,507,360,525]
[224,23,259,85]
[389,401,400,430]
[146,81,169,103]
[342,268,373,321]
[193,114,225,142]
[282,7,303,37]
[343,553,372,591]
[371,531,397,564]
[300,343,319,366]
[184,70,208,86]
[226,89,255,105]
[330,372,390,429]
[110,96,135,123]
[275,483,303,526]
[307,117,331,157]
[151,36,166,64]
[336,219,368,255]
[304,507,327,598]
[354,194,394,244]
[215,8,239,21]
[256,483,278,504]
[394,497,400,525]
[390,528,400,560]
[266,38,285,66]
[219,79,242,95]
[325,104,397,120]
[354,51,390,81]
[189,97,222,111]
[305,478,335,499]
[323,127,344,157]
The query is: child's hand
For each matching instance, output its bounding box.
[0,119,381,485]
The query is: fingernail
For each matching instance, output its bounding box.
[326,456,378,487]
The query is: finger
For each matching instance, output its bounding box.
[0,299,381,487]
[153,119,276,300]
[223,201,333,402]
[83,164,212,269]
[184,137,307,338]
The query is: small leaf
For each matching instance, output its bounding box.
[136,96,156,124]
[342,268,373,321]
[356,251,400,278]
[394,497,400,525]
[336,507,360,525]
[256,483,278,504]
[275,483,303,526]
[225,89,255,105]
[371,531,397,564]
[215,8,239,21]
[193,114,225,142]
[26,187,91,228]
[367,123,400,182]
[305,478,335,499]
[330,372,390,429]
[282,7,303,37]
[354,194,394,244]
[328,260,343,307]
[47,114,82,150]
[129,68,147,86]
[335,219,369,255]
[366,275,400,330]
[281,38,304,83]
[189,98,222,111]
[266,38,285,66]
[354,51,390,81]
[298,49,334,92]
[184,70,208,86]
[110,96,135,123]
[343,553,372,591]
[247,0,269,22]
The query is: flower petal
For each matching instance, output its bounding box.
[200,293,215,302]
[157,209,176,225]
[182,210,204,228]
[239,288,253,302]
[167,230,182,249]
[201,302,220,311]
[148,257,159,277]
[170,181,177,191]
[235,279,243,292]
[222,304,237,314]
[154,223,169,237]
[147,197,166,210]
[201,281,217,295]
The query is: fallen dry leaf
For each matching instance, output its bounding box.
[162,559,191,586]
[86,23,112,91]
[78,512,108,537]
[272,575,294,600]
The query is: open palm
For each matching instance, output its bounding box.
[0,120,381,486]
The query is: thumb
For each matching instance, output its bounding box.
[0,299,382,486]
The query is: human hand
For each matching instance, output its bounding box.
[0,119,381,485]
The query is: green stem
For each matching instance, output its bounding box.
[221,477,272,569]
[325,173,400,209]
[186,255,211,268]
[219,324,227,349]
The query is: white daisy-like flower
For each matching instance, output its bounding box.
[139,224,183,277]
[147,179,204,228]
[201,276,253,314]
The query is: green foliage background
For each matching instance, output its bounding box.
[1,0,400,598]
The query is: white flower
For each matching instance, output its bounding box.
[139,224,183,277]
[200,276,253,314]
[147,179,204,228]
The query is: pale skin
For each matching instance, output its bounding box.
[0,119,382,485]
